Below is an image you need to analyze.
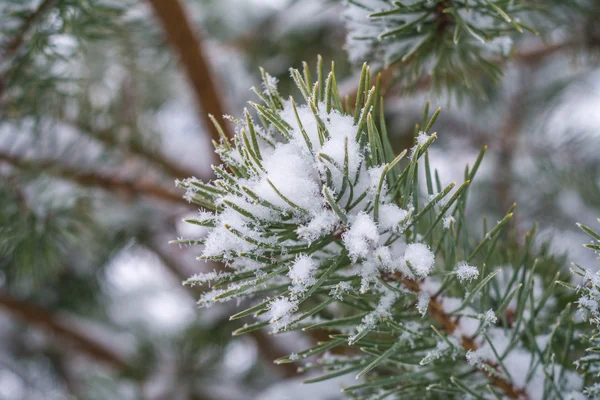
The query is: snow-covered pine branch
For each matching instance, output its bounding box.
[177,59,586,399]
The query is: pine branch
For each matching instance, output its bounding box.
[341,40,575,101]
[0,150,190,206]
[0,0,58,98]
[69,121,203,180]
[405,277,529,399]
[146,0,233,154]
[1,0,58,62]
[0,291,131,370]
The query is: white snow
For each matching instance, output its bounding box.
[269,297,298,322]
[296,209,339,242]
[288,255,318,292]
[442,216,455,230]
[417,292,430,317]
[455,262,479,283]
[378,203,409,233]
[403,243,435,278]
[342,212,379,261]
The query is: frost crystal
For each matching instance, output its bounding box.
[330,281,352,300]
[268,297,298,332]
[478,309,498,328]
[455,262,479,283]
[442,216,455,230]
[350,290,397,344]
[262,73,278,94]
[466,349,485,367]
[417,292,430,317]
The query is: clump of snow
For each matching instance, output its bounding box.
[409,132,431,159]
[296,210,339,242]
[455,262,479,283]
[257,143,324,214]
[442,216,455,230]
[403,243,435,278]
[268,297,298,326]
[288,255,318,293]
[342,212,379,261]
[378,203,409,233]
[416,131,430,146]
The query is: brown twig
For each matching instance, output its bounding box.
[146,0,233,157]
[0,291,130,370]
[0,150,190,207]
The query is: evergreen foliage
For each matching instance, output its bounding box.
[343,0,593,93]
[181,61,588,399]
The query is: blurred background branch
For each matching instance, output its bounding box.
[0,290,131,370]
[146,0,233,155]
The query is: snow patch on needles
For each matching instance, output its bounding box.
[403,243,435,278]
[268,297,298,331]
[296,209,339,242]
[442,216,455,230]
[342,212,379,261]
[417,292,430,317]
[378,203,409,233]
[179,63,465,373]
[288,255,318,293]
